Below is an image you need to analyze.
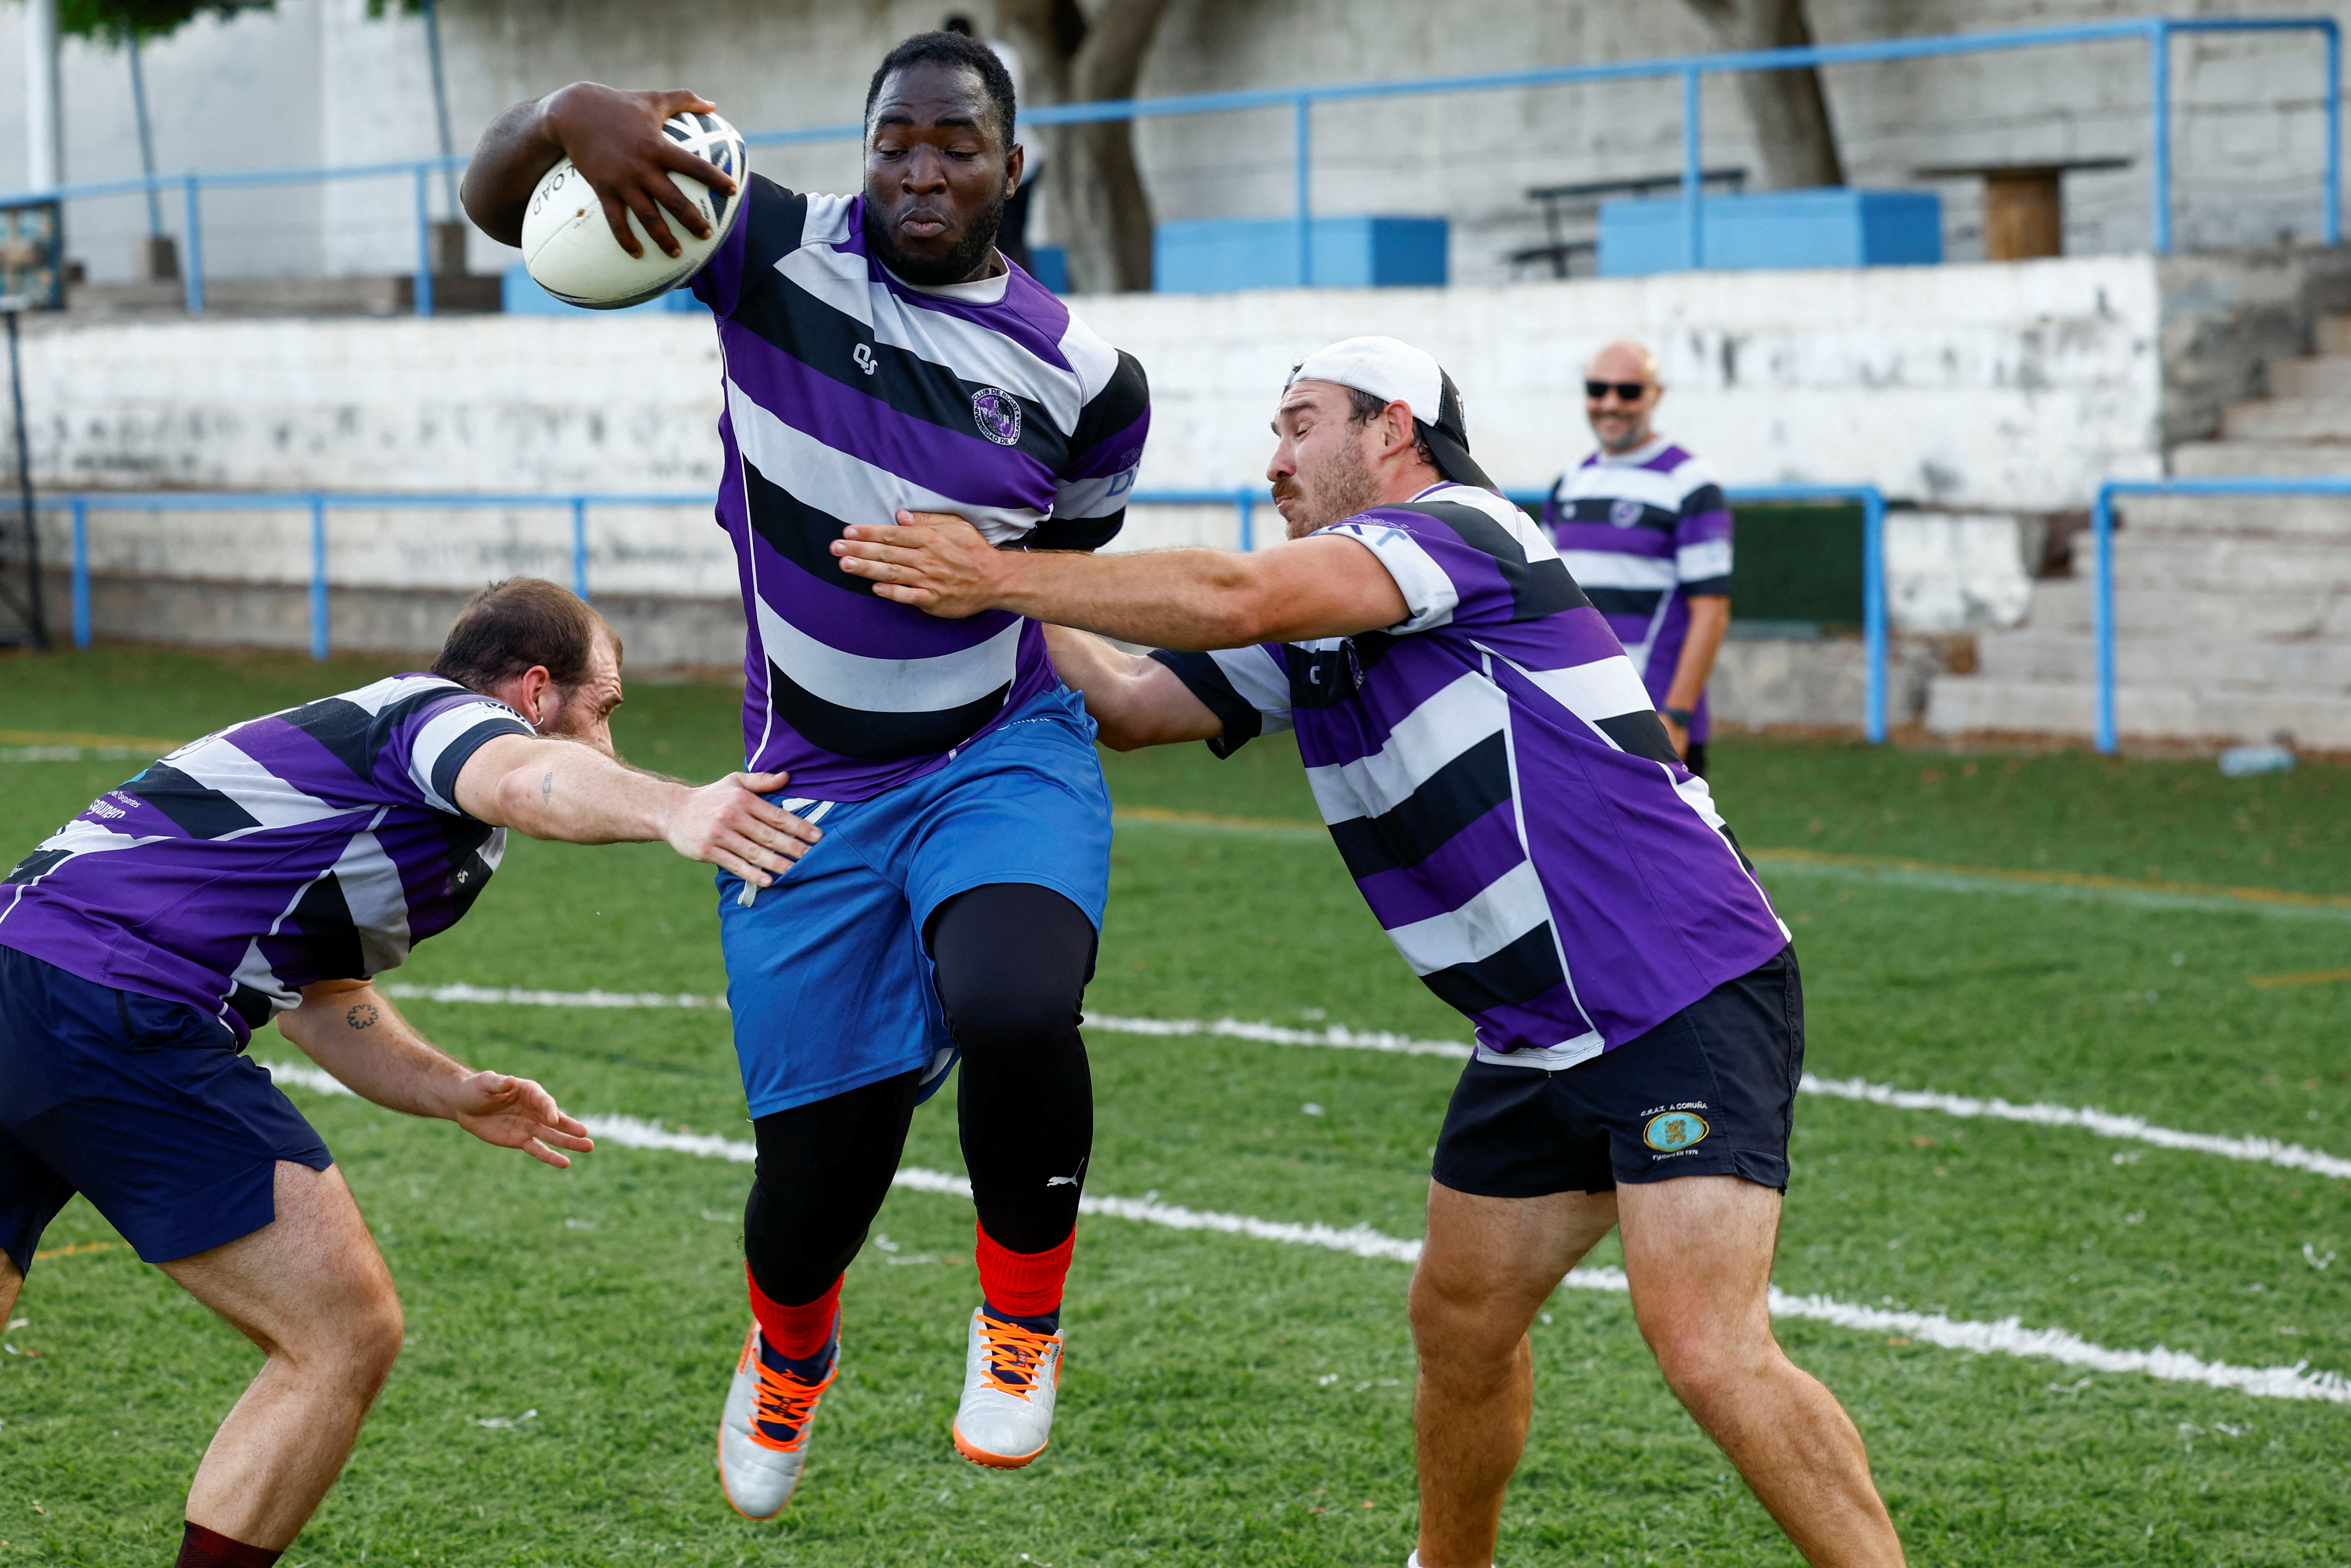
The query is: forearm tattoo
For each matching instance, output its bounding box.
[345,1002,380,1031]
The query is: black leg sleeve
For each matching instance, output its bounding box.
[744,1069,920,1306]
[925,882,1098,1254]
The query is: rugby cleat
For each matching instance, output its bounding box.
[950,1306,1062,1469]
[717,1322,836,1518]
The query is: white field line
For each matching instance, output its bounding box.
[1802,1074,2351,1181]
[257,1059,2351,1406]
[377,984,2351,1178]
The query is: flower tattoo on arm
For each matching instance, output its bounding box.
[346,1003,380,1031]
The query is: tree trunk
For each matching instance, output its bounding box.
[1680,0,1845,189]
[997,0,1177,293]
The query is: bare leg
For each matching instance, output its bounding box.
[1409,1181,1618,1568]
[1619,1176,1904,1567]
[159,1161,405,1551]
[0,1247,20,1324]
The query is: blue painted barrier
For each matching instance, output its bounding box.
[1600,188,1942,276]
[1154,216,1448,292]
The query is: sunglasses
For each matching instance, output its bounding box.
[1584,380,1651,401]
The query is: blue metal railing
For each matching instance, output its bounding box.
[2089,475,2351,755]
[1,15,2335,312]
[37,481,1889,741]
[1508,484,1889,743]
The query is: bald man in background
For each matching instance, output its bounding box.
[1542,341,1733,776]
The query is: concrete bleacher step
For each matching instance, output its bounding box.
[2014,578,2351,638]
[2220,397,2351,444]
[1971,628,2351,689]
[2116,492,2351,537]
[2264,356,2351,398]
[2104,533,2351,592]
[1923,676,2351,748]
[1929,312,2351,747]
[2169,441,2351,477]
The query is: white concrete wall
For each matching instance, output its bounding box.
[0,0,2344,285]
[10,253,2152,629]
[11,254,2166,506]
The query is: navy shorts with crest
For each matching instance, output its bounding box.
[1432,945,1804,1197]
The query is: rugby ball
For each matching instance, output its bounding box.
[521,109,747,308]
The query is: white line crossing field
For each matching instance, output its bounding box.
[375,984,2351,1179]
[258,1059,2351,1407]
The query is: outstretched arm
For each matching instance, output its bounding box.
[461,83,736,257]
[1042,626,1223,751]
[277,980,593,1169]
[451,734,818,890]
[832,513,1410,650]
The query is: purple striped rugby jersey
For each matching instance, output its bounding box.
[0,676,532,1044]
[691,174,1151,800]
[1153,483,1788,1069]
[1541,438,1734,744]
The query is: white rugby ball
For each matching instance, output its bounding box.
[521,109,748,308]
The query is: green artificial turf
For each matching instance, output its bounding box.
[1,645,2346,1566]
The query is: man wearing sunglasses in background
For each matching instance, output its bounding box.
[1542,340,1732,776]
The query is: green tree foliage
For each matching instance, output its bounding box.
[57,0,275,47]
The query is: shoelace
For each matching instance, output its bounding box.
[751,1356,835,1450]
[975,1314,1059,1400]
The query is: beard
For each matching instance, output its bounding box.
[864,181,1009,287]
[1280,441,1384,536]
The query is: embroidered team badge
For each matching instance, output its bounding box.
[970,386,1023,445]
[1642,1109,1710,1152]
[1609,497,1645,528]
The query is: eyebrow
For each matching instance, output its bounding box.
[873,109,986,131]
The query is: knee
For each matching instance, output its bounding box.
[322,1278,405,1394]
[939,981,1080,1055]
[1643,1322,1775,1414]
[1408,1267,1535,1381]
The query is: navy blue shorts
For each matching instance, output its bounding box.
[718,684,1112,1119]
[0,943,332,1272]
[1433,945,1804,1197]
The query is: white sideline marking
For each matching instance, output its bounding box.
[1801,1075,2351,1182]
[375,984,2351,1179]
[257,1058,2351,1406]
[382,982,726,1011]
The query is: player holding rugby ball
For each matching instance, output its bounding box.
[464,29,1149,1516]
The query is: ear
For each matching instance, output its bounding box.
[1386,400,1419,459]
[1005,140,1025,192]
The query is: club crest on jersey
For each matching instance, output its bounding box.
[971,387,1022,446]
[1609,498,1645,528]
[1643,1110,1710,1152]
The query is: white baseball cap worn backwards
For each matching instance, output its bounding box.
[1285,335,1498,492]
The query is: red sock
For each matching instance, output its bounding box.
[746,1264,841,1360]
[177,1522,282,1568]
[974,1224,1075,1319]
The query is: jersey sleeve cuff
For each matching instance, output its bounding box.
[1149,649,1265,758]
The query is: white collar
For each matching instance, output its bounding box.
[1590,434,1672,466]
[888,255,1012,304]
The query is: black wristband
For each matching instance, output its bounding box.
[1660,706,1695,727]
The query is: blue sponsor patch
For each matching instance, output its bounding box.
[1642,1110,1710,1152]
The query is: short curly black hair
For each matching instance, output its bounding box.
[865,30,1016,147]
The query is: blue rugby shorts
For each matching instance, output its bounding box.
[717,684,1113,1119]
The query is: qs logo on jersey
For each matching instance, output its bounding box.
[1642,1111,1710,1152]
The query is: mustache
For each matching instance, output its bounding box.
[1270,479,1302,501]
